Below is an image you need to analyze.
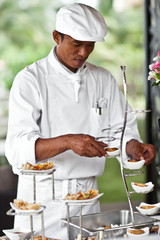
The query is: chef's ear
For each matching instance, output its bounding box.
[53,30,63,44]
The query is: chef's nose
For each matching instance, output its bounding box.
[78,46,90,58]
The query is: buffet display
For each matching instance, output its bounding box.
[2,66,160,240]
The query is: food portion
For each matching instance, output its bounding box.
[104,225,111,229]
[128,159,137,162]
[106,148,118,152]
[140,205,155,209]
[128,229,145,235]
[134,182,148,187]
[13,199,40,210]
[22,162,54,170]
[65,189,98,200]
[30,236,60,240]
[131,181,154,194]
[124,159,145,170]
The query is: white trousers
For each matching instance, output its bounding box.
[14,175,100,240]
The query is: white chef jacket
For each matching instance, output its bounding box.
[5,47,141,239]
[5,47,141,177]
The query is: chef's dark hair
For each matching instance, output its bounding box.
[59,32,64,41]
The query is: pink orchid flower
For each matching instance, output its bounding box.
[152,61,160,73]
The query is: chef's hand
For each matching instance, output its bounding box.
[67,134,108,158]
[126,139,155,165]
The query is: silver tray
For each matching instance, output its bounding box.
[62,209,159,239]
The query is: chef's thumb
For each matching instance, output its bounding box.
[139,156,145,161]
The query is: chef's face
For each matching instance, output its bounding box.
[53,30,95,73]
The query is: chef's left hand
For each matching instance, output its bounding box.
[126,139,155,165]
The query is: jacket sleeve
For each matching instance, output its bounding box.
[5,68,43,173]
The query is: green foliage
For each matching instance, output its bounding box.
[0,0,57,89]
[89,4,145,109]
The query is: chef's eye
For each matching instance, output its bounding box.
[73,43,81,47]
[87,43,95,47]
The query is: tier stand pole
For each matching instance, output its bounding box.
[120,66,135,227]
[52,172,55,200]
[41,211,45,240]
[33,174,36,203]
[66,203,70,240]
[30,215,34,240]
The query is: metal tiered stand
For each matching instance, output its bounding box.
[6,166,56,240]
[65,66,153,240]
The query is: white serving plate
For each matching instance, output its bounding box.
[131,181,154,194]
[3,227,33,240]
[19,166,56,174]
[123,159,145,170]
[136,202,160,215]
[64,193,104,203]
[106,147,120,157]
[10,202,43,213]
[127,227,149,238]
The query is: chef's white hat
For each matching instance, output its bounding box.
[55,3,107,42]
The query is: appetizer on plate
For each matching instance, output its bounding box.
[22,162,54,170]
[106,147,120,156]
[131,181,154,194]
[127,227,149,238]
[123,159,145,170]
[136,202,160,215]
[13,199,40,210]
[3,227,33,240]
[65,189,98,200]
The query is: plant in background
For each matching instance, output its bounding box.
[148,51,160,86]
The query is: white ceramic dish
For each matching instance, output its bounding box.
[131,181,154,194]
[123,159,145,170]
[10,202,43,213]
[127,227,149,238]
[19,166,56,174]
[3,227,33,240]
[106,147,120,157]
[136,202,160,215]
[64,193,104,203]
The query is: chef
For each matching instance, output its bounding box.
[5,3,155,239]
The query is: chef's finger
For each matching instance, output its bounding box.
[98,141,108,147]
[90,141,108,156]
[85,147,105,158]
[132,152,143,161]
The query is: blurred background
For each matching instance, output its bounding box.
[0,0,158,234]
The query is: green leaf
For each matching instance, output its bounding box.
[157,68,160,71]
[152,81,160,87]
[155,73,160,79]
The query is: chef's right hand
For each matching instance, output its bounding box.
[66,134,108,158]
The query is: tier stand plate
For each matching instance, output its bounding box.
[6,205,46,240]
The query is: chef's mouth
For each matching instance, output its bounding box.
[74,59,86,65]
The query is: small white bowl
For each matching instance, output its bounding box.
[127,227,149,238]
[106,147,120,157]
[123,159,145,170]
[131,181,154,194]
[3,227,33,240]
[136,202,160,215]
